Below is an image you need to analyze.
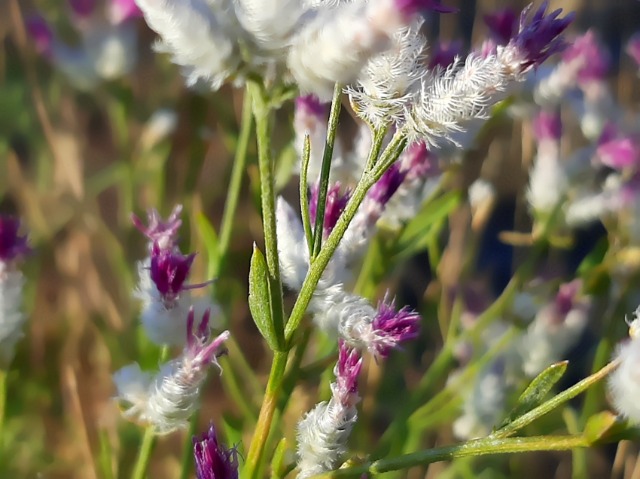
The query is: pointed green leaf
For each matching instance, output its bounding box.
[499,361,568,428]
[248,244,278,350]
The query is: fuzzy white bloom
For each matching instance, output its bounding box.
[114,319,230,434]
[287,0,412,100]
[347,21,427,128]
[135,0,241,89]
[84,23,138,80]
[608,324,640,422]
[276,199,311,290]
[0,267,26,367]
[235,0,305,52]
[404,54,508,146]
[297,343,362,478]
[140,108,178,150]
[452,363,506,440]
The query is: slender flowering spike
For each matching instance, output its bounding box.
[309,183,351,238]
[297,342,363,478]
[0,216,30,367]
[193,424,239,479]
[627,33,640,69]
[132,204,183,250]
[149,243,196,304]
[608,310,640,423]
[113,309,230,433]
[295,95,329,182]
[483,7,517,45]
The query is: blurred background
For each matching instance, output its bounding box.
[1,0,640,478]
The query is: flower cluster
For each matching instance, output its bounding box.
[134,0,454,97]
[0,216,30,368]
[26,0,141,89]
[193,424,239,479]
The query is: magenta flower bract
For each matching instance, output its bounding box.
[309,183,351,237]
[0,216,30,263]
[484,7,517,45]
[193,424,239,479]
[132,205,183,250]
[149,244,195,301]
[371,296,421,358]
[562,31,610,84]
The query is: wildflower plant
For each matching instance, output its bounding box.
[7,0,640,478]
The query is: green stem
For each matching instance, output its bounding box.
[0,369,6,448]
[247,80,285,349]
[491,360,619,439]
[300,135,313,253]
[312,435,589,478]
[178,416,198,479]
[311,84,343,259]
[243,351,288,479]
[217,89,254,274]
[130,425,156,479]
[284,130,408,341]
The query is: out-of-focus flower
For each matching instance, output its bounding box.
[520,280,590,377]
[309,183,351,239]
[25,0,139,89]
[0,216,30,368]
[114,309,230,433]
[627,33,640,70]
[596,136,640,171]
[297,341,363,478]
[135,0,454,97]
[562,30,610,85]
[193,424,239,479]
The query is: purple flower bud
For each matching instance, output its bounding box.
[309,183,351,237]
[533,110,562,141]
[394,0,457,18]
[132,205,183,250]
[400,141,439,181]
[562,31,610,84]
[626,33,640,69]
[25,15,54,57]
[484,7,518,45]
[509,1,574,72]
[428,40,463,70]
[193,424,239,479]
[333,340,363,406]
[597,137,640,171]
[0,216,30,263]
[554,280,581,318]
[68,0,96,18]
[369,164,406,206]
[295,95,327,120]
[371,295,421,358]
[109,0,143,24]
[149,243,195,301]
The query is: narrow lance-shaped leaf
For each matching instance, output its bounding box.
[248,244,279,350]
[498,361,568,429]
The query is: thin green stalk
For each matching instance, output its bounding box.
[311,84,343,259]
[217,89,254,274]
[243,351,288,479]
[300,135,314,253]
[130,425,157,479]
[0,369,6,448]
[491,359,620,439]
[312,435,589,478]
[247,80,285,349]
[284,130,408,341]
